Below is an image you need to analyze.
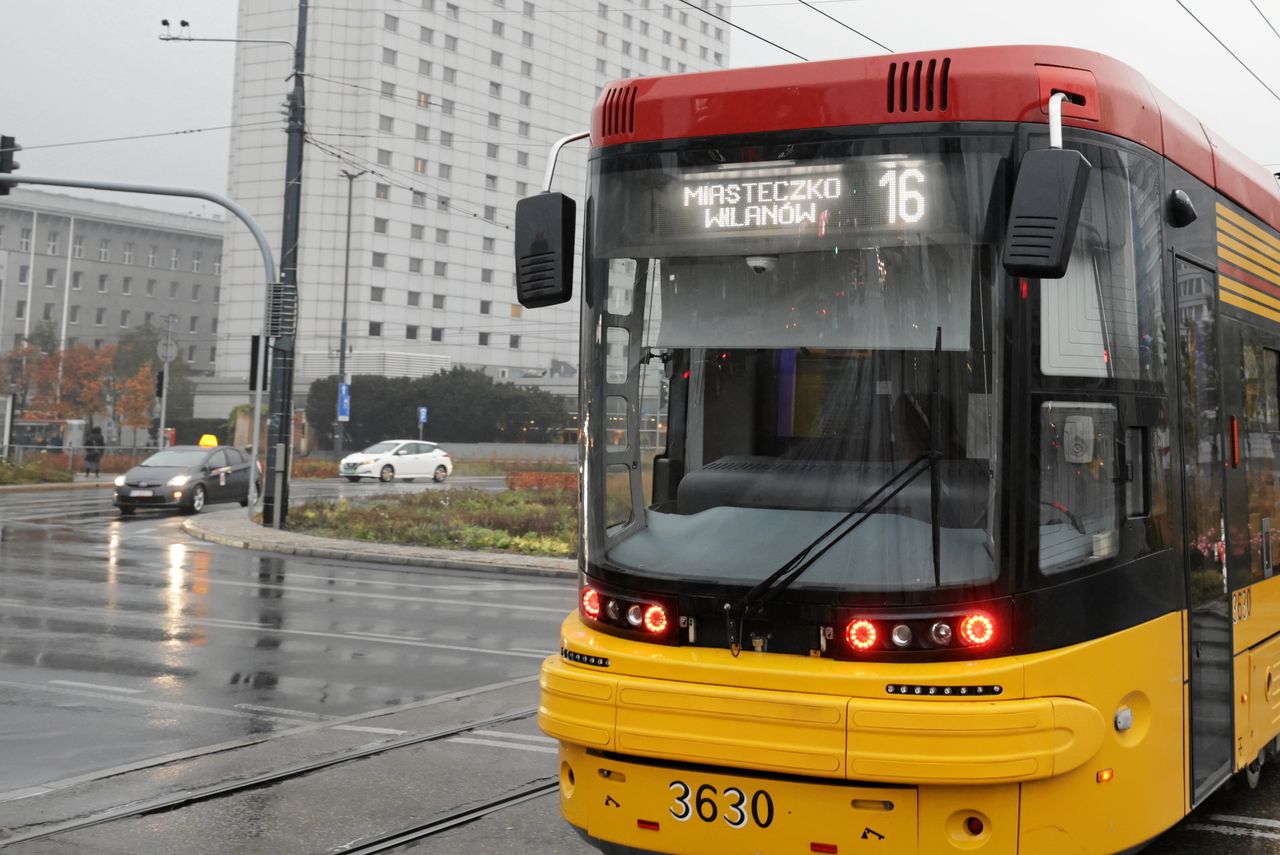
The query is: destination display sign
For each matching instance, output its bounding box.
[596,155,954,257]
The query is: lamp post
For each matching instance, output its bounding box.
[334,168,365,456]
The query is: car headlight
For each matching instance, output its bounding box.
[114,475,126,487]
[167,475,191,487]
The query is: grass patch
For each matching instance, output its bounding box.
[0,458,75,485]
[289,487,578,558]
[453,459,576,477]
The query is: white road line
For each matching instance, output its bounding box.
[1187,823,1280,840]
[0,786,54,804]
[234,703,331,720]
[48,680,144,694]
[0,679,313,726]
[332,725,409,735]
[472,729,557,744]
[255,572,570,595]
[448,736,559,755]
[1209,814,1280,830]
[509,647,557,655]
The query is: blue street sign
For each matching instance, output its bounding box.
[418,405,429,425]
[337,383,351,422]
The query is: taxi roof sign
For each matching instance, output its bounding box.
[198,434,219,448]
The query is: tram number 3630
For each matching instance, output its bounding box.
[668,780,775,828]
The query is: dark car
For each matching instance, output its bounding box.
[113,445,256,515]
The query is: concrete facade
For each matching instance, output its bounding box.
[0,189,224,370]
[216,0,729,415]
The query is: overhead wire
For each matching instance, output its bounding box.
[674,0,807,60]
[1176,0,1280,107]
[794,0,890,52]
[1,121,281,154]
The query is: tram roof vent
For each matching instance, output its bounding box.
[600,83,639,142]
[887,57,951,114]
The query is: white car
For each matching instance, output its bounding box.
[339,440,453,483]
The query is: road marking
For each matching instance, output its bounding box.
[48,680,144,694]
[448,736,559,755]
[1209,814,1280,830]
[509,647,557,655]
[234,703,331,720]
[0,786,54,804]
[332,725,409,735]
[0,679,313,726]
[1187,823,1280,840]
[472,729,557,744]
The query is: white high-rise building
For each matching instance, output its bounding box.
[207,0,729,418]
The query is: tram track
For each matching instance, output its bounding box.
[332,777,559,854]
[0,706,539,848]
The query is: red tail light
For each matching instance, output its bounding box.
[846,619,878,651]
[580,587,601,621]
[643,604,668,634]
[959,614,995,646]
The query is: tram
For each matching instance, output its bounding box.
[515,45,1280,854]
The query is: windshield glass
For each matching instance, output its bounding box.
[142,449,209,468]
[584,133,1010,595]
[361,442,399,455]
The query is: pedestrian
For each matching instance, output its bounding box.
[85,426,105,478]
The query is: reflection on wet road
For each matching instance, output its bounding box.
[0,482,572,797]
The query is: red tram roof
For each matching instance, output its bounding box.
[593,45,1280,232]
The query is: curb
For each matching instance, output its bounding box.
[0,480,116,493]
[182,513,577,580]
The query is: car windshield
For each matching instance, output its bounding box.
[142,449,209,468]
[361,442,399,454]
[584,133,1010,596]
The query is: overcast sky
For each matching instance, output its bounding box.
[0,0,1277,218]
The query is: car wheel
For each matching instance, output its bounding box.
[345,476,361,483]
[379,465,395,483]
[119,506,135,516]
[184,484,207,514]
[433,465,448,483]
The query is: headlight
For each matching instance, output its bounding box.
[114,475,126,486]
[167,475,191,487]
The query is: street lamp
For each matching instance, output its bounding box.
[334,168,365,456]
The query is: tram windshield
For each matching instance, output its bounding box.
[584,134,1011,594]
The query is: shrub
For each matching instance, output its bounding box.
[505,471,579,492]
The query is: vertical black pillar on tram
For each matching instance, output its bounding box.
[1174,254,1236,804]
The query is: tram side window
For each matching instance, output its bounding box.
[1039,401,1120,574]
[1039,146,1163,385]
[1242,340,1280,581]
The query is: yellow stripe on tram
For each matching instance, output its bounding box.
[1220,288,1280,323]
[1220,275,1280,312]
[1218,233,1280,281]
[1218,246,1280,290]
[1217,202,1280,254]
[1218,219,1280,267]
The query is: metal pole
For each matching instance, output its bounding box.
[263,0,308,529]
[335,168,363,456]
[159,315,174,448]
[55,216,75,398]
[22,210,37,340]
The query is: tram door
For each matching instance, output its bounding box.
[1175,256,1235,804]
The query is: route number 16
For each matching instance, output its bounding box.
[879,167,926,224]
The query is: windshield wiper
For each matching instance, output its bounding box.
[728,328,947,653]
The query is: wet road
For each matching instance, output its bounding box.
[3,483,1280,853]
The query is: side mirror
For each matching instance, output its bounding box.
[1002,148,1092,279]
[515,192,576,308]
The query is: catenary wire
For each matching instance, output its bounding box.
[675,0,807,60]
[794,0,890,52]
[1176,0,1280,106]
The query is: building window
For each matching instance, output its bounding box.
[47,232,59,254]
[482,237,496,252]
[406,325,419,340]
[375,183,390,199]
[144,312,153,325]
[481,268,494,284]
[420,25,433,42]
[372,252,387,268]
[485,174,498,190]
[146,278,155,297]
[99,239,111,261]
[516,180,528,195]
[516,150,529,167]
[381,81,396,98]
[417,91,429,108]
[369,321,383,337]
[480,300,492,314]
[69,305,80,325]
[377,149,392,166]
[379,114,395,132]
[13,301,23,320]
[213,285,220,303]
[189,315,198,333]
[42,302,54,322]
[98,274,108,293]
[415,123,429,141]
[418,58,432,76]
[209,346,216,363]
[187,344,196,362]
[410,224,424,240]
[431,327,444,341]
[490,50,503,67]
[192,252,202,273]
[441,99,455,115]
[510,304,522,318]
[169,281,179,299]
[596,58,607,74]
[383,13,398,31]
[169,248,179,270]
[211,317,218,333]
[438,163,452,180]
[435,228,449,244]
[123,242,134,264]
[409,258,423,273]
[192,282,201,301]
[522,30,533,47]
[440,130,453,147]
[414,157,427,174]
[519,90,531,107]
[483,205,497,221]
[148,246,157,266]
[432,294,445,309]
[444,34,457,51]
[492,19,504,35]
[521,60,532,76]
[486,143,499,159]
[72,271,82,291]
[121,276,132,295]
[371,286,385,302]
[95,307,105,326]
[408,291,421,306]
[382,47,397,66]
[72,236,84,258]
[443,67,457,83]
[489,81,502,97]
[19,228,30,251]
[437,197,450,211]
[17,265,27,286]
[412,191,426,208]
[374,217,389,234]
[120,309,131,328]
[478,332,490,346]
[45,268,57,287]
[509,335,520,349]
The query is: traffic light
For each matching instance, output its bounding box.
[0,136,19,197]
[155,370,165,398]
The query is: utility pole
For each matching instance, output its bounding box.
[262,0,308,528]
[158,314,176,448]
[334,168,364,456]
